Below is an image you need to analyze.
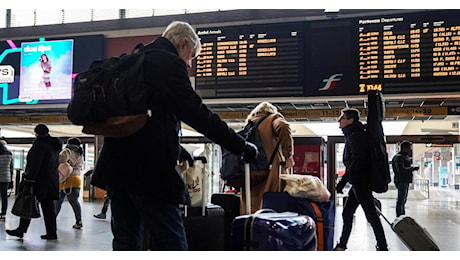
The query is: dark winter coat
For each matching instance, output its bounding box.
[392,151,413,184]
[24,134,62,202]
[91,37,247,205]
[340,121,372,186]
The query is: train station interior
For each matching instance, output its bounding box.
[0,6,459,252]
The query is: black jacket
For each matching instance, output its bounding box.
[91,37,247,204]
[340,121,372,186]
[392,151,413,184]
[24,134,62,202]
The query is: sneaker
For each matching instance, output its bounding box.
[94,213,106,219]
[41,234,57,240]
[0,214,5,221]
[73,221,83,229]
[333,244,347,251]
[6,229,24,238]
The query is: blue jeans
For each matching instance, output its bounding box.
[395,182,410,217]
[55,187,82,222]
[107,186,187,251]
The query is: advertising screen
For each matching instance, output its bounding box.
[0,34,104,106]
[19,39,74,102]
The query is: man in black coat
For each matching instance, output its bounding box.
[6,124,62,240]
[90,21,258,250]
[334,108,388,251]
[392,140,419,217]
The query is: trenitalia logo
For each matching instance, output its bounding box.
[318,73,343,91]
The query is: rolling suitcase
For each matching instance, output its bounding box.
[231,209,317,251]
[230,163,317,251]
[141,156,225,251]
[211,192,240,250]
[375,199,440,251]
[182,156,225,250]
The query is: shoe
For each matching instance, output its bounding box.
[40,234,57,240]
[6,229,24,238]
[73,221,83,229]
[0,214,5,221]
[376,245,389,251]
[94,213,106,219]
[333,244,347,251]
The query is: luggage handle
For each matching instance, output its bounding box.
[253,209,276,215]
[244,163,251,214]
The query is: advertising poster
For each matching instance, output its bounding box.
[19,39,73,102]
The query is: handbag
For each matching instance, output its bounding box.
[11,183,41,219]
[58,162,73,183]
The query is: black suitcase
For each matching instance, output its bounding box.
[183,204,225,250]
[141,156,225,251]
[211,192,240,250]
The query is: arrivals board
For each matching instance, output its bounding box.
[195,22,305,98]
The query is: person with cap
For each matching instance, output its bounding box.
[55,137,84,229]
[6,124,62,240]
[0,138,13,221]
[392,140,419,217]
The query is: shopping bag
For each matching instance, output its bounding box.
[11,184,41,219]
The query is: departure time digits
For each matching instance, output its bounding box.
[358,16,460,92]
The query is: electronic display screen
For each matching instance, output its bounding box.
[195,22,306,98]
[0,35,104,106]
[195,10,460,98]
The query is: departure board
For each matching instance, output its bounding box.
[357,10,460,94]
[304,9,460,97]
[195,22,305,98]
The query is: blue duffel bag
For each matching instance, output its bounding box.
[262,192,336,251]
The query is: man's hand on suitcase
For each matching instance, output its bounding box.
[242,141,258,163]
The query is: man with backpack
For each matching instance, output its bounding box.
[334,108,388,251]
[392,140,419,217]
[90,21,258,251]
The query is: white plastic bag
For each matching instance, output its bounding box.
[280,174,330,202]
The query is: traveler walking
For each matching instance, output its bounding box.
[55,137,84,229]
[334,108,388,251]
[6,124,62,240]
[0,139,13,221]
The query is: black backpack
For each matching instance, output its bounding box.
[67,43,152,137]
[220,114,279,189]
[366,90,391,193]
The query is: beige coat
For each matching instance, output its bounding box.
[240,112,294,214]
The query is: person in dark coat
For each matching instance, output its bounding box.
[392,140,419,217]
[6,124,62,240]
[90,21,258,251]
[334,108,388,251]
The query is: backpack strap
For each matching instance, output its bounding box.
[310,202,324,251]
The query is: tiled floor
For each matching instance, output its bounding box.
[0,186,459,251]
